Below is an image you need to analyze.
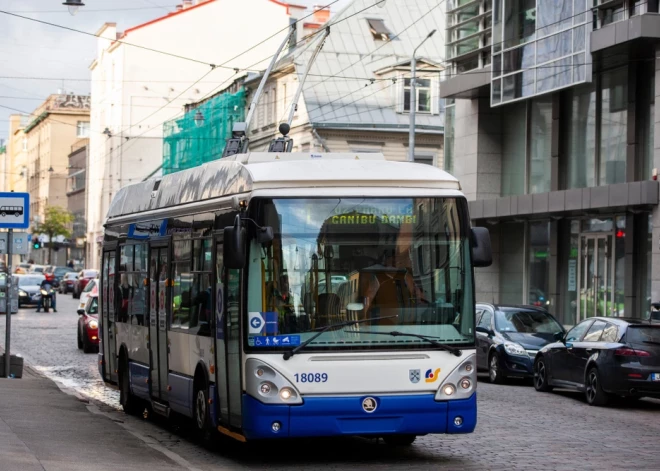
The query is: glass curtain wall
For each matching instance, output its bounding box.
[528,222,550,307]
[600,68,628,185]
[444,99,455,175]
[561,220,580,325]
[501,102,527,196]
[565,84,597,189]
[639,63,656,179]
[500,222,525,304]
[529,97,552,193]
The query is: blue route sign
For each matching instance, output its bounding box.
[0,192,30,229]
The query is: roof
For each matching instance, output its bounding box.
[291,0,446,129]
[120,0,218,38]
[106,152,460,220]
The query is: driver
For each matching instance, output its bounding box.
[36,278,57,312]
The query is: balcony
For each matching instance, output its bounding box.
[591,0,660,51]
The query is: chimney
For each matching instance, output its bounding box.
[182,0,193,8]
[313,5,330,24]
[175,4,183,11]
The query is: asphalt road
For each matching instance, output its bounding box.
[2,294,660,470]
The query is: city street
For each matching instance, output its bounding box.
[1,294,659,470]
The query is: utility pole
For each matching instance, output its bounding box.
[408,29,436,162]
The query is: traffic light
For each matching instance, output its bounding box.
[33,238,40,249]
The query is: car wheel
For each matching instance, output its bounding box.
[383,435,416,446]
[77,324,83,350]
[82,330,94,354]
[119,357,142,415]
[585,367,609,406]
[489,352,506,384]
[534,357,553,392]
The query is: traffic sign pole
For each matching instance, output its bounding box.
[4,228,11,377]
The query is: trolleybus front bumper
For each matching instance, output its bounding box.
[242,392,476,439]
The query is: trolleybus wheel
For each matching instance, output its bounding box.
[193,380,213,443]
[119,356,142,415]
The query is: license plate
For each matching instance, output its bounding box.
[652,373,660,381]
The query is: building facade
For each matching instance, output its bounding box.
[86,0,306,269]
[442,0,660,325]
[23,94,90,264]
[67,139,88,266]
[5,114,30,193]
[244,0,447,165]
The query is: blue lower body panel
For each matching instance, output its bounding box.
[129,362,150,400]
[242,393,477,440]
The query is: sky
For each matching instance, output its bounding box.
[0,0,351,143]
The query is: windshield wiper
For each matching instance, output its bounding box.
[282,315,398,360]
[349,330,463,357]
[642,340,660,346]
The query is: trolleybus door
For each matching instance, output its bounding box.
[215,239,242,427]
[101,249,118,384]
[149,244,170,402]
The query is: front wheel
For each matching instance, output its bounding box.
[489,352,506,384]
[119,358,142,415]
[193,381,214,444]
[585,368,609,406]
[534,358,553,392]
[77,324,83,350]
[43,297,51,313]
[383,435,416,446]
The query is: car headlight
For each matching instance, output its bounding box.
[436,353,476,401]
[504,342,527,356]
[18,290,27,297]
[88,320,98,329]
[245,358,302,405]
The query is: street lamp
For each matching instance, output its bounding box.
[408,29,437,162]
[62,1,85,16]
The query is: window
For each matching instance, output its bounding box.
[529,97,552,193]
[367,18,393,41]
[444,99,455,174]
[67,170,85,193]
[564,84,597,189]
[76,121,90,138]
[22,137,27,151]
[528,222,550,307]
[414,154,435,166]
[404,78,432,113]
[583,320,607,342]
[117,245,148,325]
[600,67,627,185]
[501,102,527,195]
[566,320,592,342]
[601,323,618,343]
[478,311,492,330]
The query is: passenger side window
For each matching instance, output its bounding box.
[583,320,607,342]
[565,320,592,342]
[478,311,492,330]
[600,323,618,343]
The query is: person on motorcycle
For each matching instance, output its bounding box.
[36,279,57,312]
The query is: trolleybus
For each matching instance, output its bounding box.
[98,151,491,445]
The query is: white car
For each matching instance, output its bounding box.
[78,278,99,311]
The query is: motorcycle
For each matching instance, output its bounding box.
[40,285,56,313]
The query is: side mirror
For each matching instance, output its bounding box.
[471,227,492,268]
[224,215,246,269]
[257,226,274,244]
[475,326,492,335]
[554,331,565,342]
[77,309,85,315]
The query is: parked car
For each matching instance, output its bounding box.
[534,317,660,406]
[59,272,78,294]
[77,293,99,353]
[73,269,99,299]
[14,263,32,274]
[29,265,47,275]
[78,279,98,311]
[476,303,566,384]
[16,274,46,307]
[47,266,75,288]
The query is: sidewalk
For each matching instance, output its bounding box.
[0,364,183,471]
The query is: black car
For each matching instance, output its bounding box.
[48,266,75,289]
[475,304,566,384]
[534,317,660,406]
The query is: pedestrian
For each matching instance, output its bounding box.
[67,260,74,269]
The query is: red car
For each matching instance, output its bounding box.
[77,293,99,353]
[73,269,99,299]
[59,272,78,294]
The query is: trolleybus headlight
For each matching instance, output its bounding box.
[459,378,471,390]
[436,353,477,402]
[259,383,272,395]
[443,384,456,396]
[256,368,264,377]
[279,387,294,400]
[464,363,473,373]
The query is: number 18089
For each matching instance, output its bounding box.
[294,373,328,383]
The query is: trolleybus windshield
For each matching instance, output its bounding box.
[246,197,475,352]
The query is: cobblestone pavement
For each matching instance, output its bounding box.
[2,295,660,470]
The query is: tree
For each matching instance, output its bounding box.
[34,206,74,265]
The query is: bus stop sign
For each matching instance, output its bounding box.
[0,192,30,229]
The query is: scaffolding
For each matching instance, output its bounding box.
[162,89,245,175]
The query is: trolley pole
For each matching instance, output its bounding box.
[4,228,12,377]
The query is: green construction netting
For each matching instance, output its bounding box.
[162,89,245,175]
